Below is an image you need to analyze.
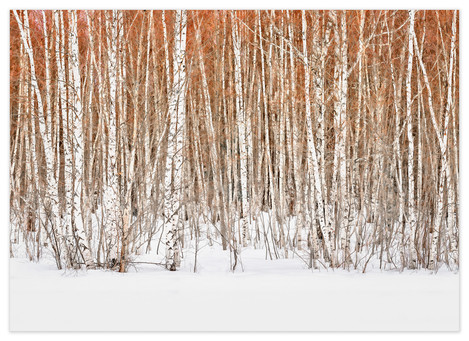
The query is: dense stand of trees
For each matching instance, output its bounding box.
[10,10,458,272]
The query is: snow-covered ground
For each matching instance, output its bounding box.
[9,244,459,331]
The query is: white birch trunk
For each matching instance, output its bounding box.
[68,10,94,268]
[302,10,335,265]
[164,10,187,270]
[445,11,458,266]
[387,16,407,268]
[330,10,350,265]
[14,10,64,268]
[412,13,456,269]
[144,11,154,203]
[232,11,250,247]
[58,10,75,256]
[103,10,121,266]
[406,10,417,268]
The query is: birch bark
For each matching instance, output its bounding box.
[406,10,417,268]
[68,10,94,268]
[103,10,121,267]
[302,10,334,265]
[232,11,250,247]
[412,12,457,269]
[164,10,187,270]
[14,10,64,268]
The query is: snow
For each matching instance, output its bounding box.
[9,245,459,331]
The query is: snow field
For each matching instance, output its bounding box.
[10,244,459,331]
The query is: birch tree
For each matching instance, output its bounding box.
[164,10,187,271]
[10,10,459,272]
